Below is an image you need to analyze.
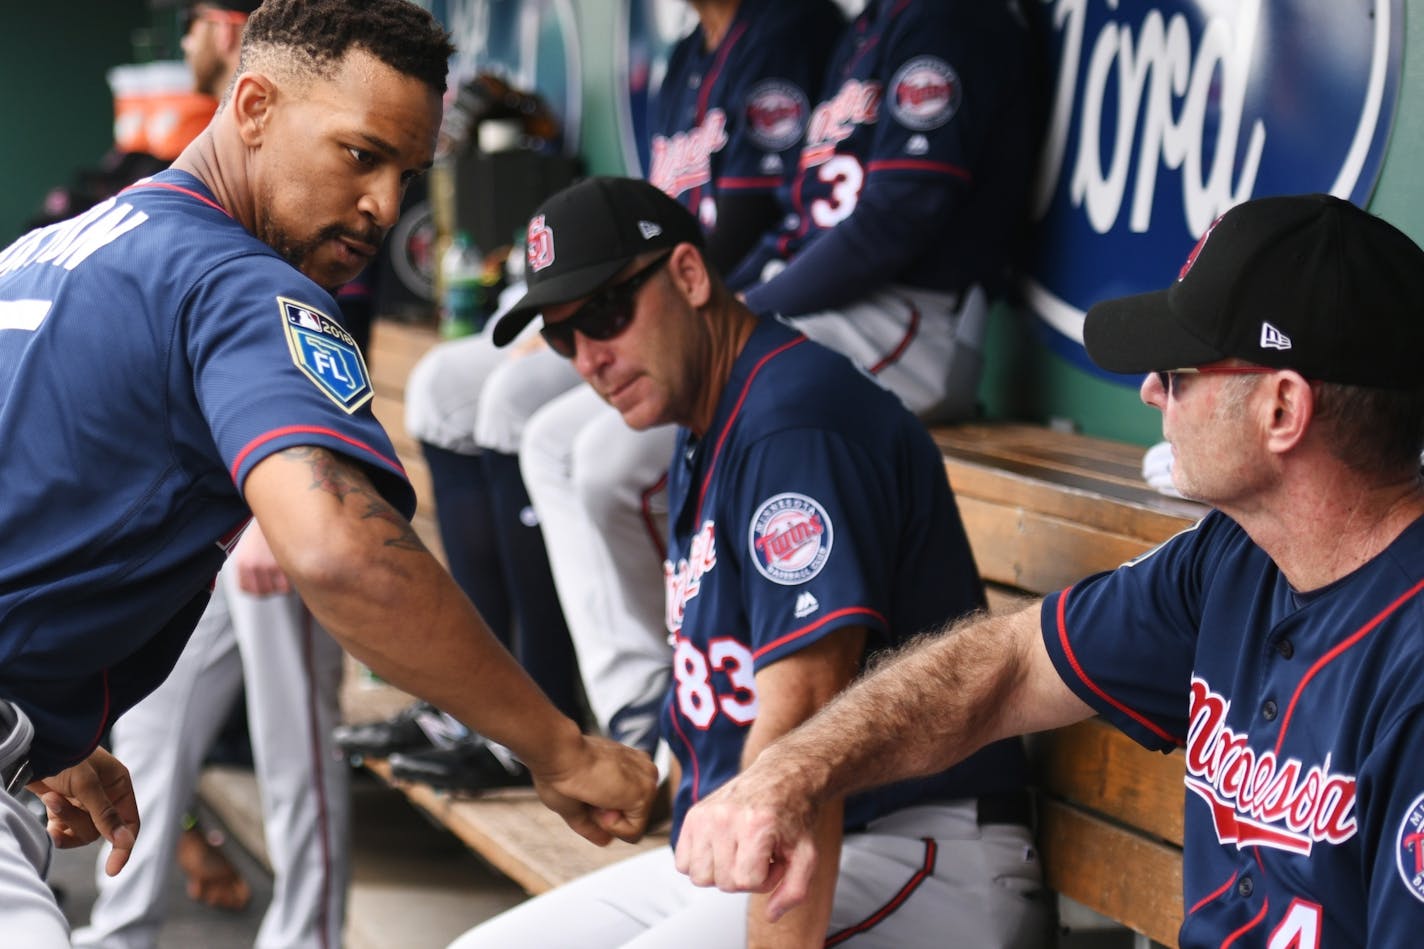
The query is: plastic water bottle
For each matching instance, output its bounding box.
[439,231,483,338]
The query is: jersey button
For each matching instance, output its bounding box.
[1276,638,1294,659]
[1238,876,1254,897]
[1262,700,1278,721]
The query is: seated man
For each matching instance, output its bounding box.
[518,0,1042,775]
[448,177,1050,948]
[673,194,1424,946]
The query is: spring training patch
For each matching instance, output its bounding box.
[888,56,961,131]
[1395,793,1424,902]
[278,296,372,413]
[748,492,833,585]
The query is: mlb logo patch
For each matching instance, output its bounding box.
[278,297,372,413]
[748,493,833,585]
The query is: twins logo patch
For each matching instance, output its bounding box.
[1395,793,1424,902]
[278,297,371,413]
[745,79,810,152]
[748,493,832,585]
[888,56,961,131]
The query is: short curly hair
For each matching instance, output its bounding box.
[238,0,454,95]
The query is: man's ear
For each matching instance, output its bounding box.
[1262,371,1315,457]
[230,73,274,147]
[668,242,711,309]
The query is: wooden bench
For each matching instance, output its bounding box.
[360,319,1205,942]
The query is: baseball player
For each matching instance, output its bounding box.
[403,0,844,758]
[73,4,356,946]
[517,0,1038,777]
[673,194,1424,948]
[0,4,655,945]
[450,177,1049,948]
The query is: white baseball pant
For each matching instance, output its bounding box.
[72,563,348,949]
[446,802,1050,948]
[0,701,69,948]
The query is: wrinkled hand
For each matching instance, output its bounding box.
[27,746,140,877]
[530,734,658,846]
[673,764,820,922]
[230,522,291,596]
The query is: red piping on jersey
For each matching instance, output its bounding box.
[84,670,112,758]
[1054,585,1184,746]
[1188,870,1238,916]
[667,690,704,802]
[824,838,937,946]
[641,470,669,562]
[695,336,809,523]
[867,298,919,375]
[300,607,335,949]
[753,606,886,662]
[123,181,232,218]
[1219,897,1271,948]
[688,20,749,222]
[230,426,407,486]
[716,175,785,191]
[868,159,972,181]
[1273,574,1424,756]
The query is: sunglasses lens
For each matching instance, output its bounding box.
[540,323,576,358]
[1156,371,1173,395]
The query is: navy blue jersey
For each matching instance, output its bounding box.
[661,318,1027,844]
[650,0,842,270]
[0,170,413,776]
[1042,510,1424,948]
[733,0,1039,314]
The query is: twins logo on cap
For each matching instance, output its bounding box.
[527,214,555,272]
[748,493,833,585]
[888,56,961,131]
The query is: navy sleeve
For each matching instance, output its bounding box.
[729,429,895,668]
[185,254,415,516]
[743,5,1021,316]
[1039,514,1221,751]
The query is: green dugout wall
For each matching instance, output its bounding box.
[5,1,1421,447]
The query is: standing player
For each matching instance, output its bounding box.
[450,177,1048,948]
[74,4,360,945]
[517,0,1037,778]
[673,194,1424,948]
[0,3,655,945]
[399,0,843,762]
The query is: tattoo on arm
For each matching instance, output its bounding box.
[280,446,425,551]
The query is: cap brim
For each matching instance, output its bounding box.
[490,258,630,346]
[1083,288,1226,374]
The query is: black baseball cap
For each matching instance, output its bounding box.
[491,176,704,347]
[1084,193,1424,389]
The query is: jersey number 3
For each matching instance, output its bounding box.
[810,155,864,228]
[674,639,759,729]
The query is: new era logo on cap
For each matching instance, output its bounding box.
[638,220,662,240]
[1260,322,1292,351]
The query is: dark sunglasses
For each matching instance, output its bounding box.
[540,252,672,358]
[1154,364,1276,397]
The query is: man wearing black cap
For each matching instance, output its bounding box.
[672,193,1424,948]
[447,175,1049,948]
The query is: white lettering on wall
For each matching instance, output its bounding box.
[1034,0,1265,237]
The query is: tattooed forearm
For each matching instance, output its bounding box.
[279,446,426,551]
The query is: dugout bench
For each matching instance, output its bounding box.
[353,318,1204,945]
